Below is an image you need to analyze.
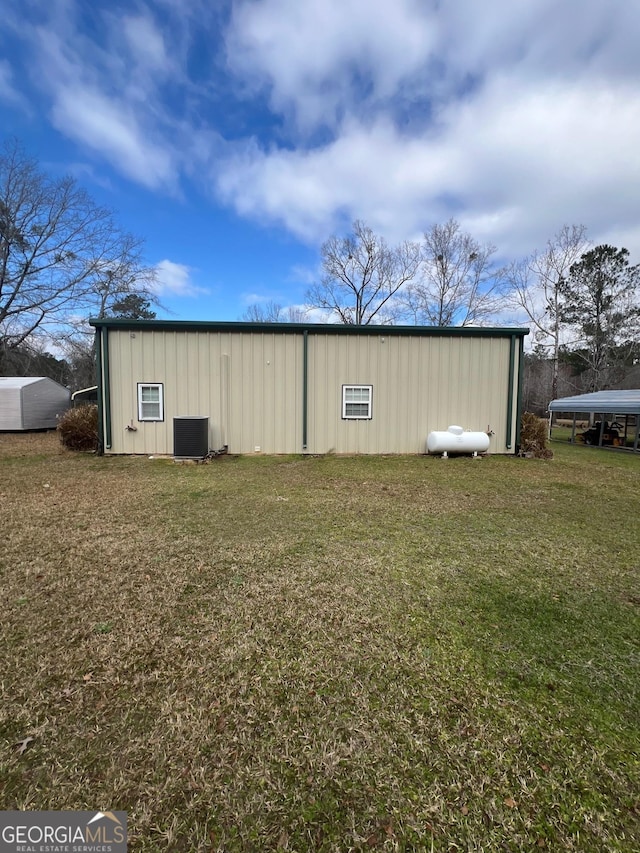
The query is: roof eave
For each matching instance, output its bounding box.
[89,318,529,338]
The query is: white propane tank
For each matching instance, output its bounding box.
[426,425,490,455]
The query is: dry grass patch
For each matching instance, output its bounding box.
[1,433,639,851]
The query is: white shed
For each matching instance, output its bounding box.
[0,377,70,430]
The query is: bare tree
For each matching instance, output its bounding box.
[307,220,421,324]
[88,233,157,321]
[404,219,505,326]
[0,336,71,384]
[241,300,307,322]
[60,336,97,390]
[506,224,590,400]
[0,138,157,353]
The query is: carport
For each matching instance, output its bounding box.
[549,390,640,451]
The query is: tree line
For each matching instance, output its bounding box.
[1,137,638,402]
[245,221,640,409]
[0,138,157,388]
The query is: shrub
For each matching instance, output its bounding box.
[58,404,99,451]
[520,411,553,459]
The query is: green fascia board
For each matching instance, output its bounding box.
[89,318,529,339]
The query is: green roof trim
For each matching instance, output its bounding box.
[89,318,529,338]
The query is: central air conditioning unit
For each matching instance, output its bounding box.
[173,416,209,459]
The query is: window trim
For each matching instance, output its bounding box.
[342,384,373,420]
[137,383,164,422]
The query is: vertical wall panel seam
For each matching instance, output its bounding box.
[302,330,308,450]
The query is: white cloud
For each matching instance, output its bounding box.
[227,0,437,132]
[240,292,274,306]
[217,70,640,257]
[122,14,168,71]
[9,6,188,192]
[216,0,640,260]
[288,264,321,287]
[66,161,115,191]
[4,0,640,269]
[50,84,176,190]
[227,0,640,135]
[153,260,206,297]
[0,59,30,112]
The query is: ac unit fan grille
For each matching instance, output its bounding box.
[173,417,209,459]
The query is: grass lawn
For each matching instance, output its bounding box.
[1,433,639,852]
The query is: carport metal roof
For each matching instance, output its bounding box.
[549,390,640,414]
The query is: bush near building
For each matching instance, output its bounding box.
[520,411,552,458]
[57,404,98,451]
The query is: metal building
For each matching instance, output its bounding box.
[90,319,528,456]
[0,377,70,430]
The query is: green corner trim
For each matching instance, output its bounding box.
[95,328,104,455]
[103,329,112,450]
[506,335,516,450]
[515,336,525,454]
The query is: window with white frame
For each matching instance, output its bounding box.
[137,383,164,421]
[342,385,373,419]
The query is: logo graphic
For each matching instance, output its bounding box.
[0,810,127,852]
[87,812,122,827]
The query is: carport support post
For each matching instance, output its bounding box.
[598,415,605,448]
[571,413,576,444]
[634,416,639,452]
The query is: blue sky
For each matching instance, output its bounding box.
[2,0,639,323]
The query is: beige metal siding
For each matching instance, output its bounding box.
[104,328,520,455]
[225,332,302,453]
[106,330,302,455]
[306,333,513,454]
